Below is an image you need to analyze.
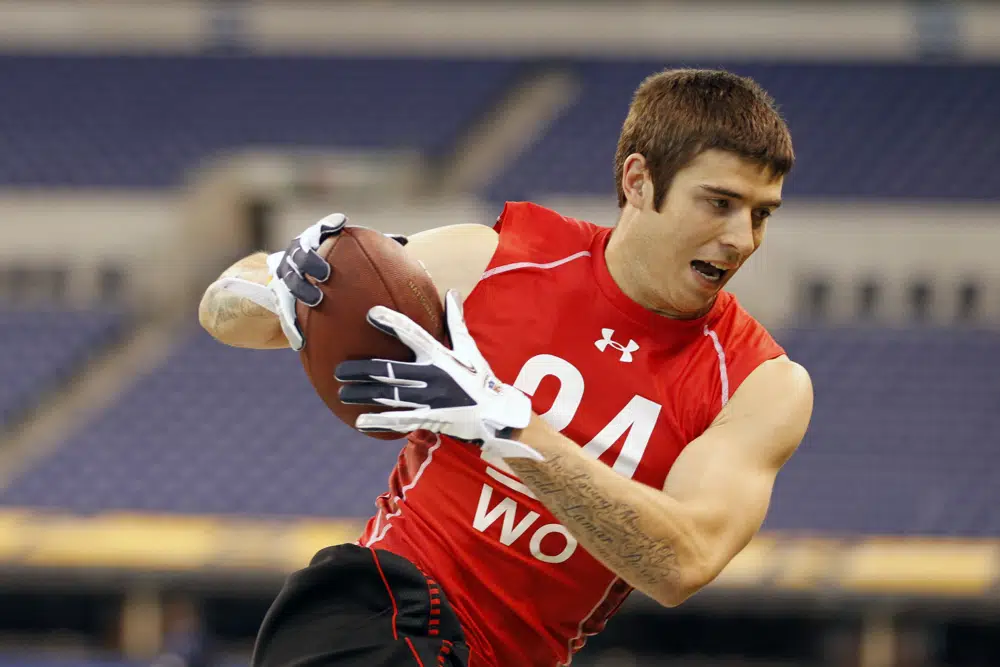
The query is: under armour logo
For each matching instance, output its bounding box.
[594,328,639,362]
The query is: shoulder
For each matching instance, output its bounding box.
[712,293,781,347]
[715,356,814,463]
[703,293,787,398]
[404,224,500,303]
[492,202,602,263]
[743,356,813,406]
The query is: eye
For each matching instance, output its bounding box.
[708,198,729,210]
[752,209,772,228]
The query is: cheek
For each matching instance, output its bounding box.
[753,225,766,248]
[667,204,710,239]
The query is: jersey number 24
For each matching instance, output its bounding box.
[483,353,663,486]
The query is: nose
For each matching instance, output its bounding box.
[719,213,757,261]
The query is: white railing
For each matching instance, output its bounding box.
[0,0,995,60]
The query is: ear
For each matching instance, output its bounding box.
[621,153,650,209]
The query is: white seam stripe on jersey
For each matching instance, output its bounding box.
[365,435,443,547]
[702,325,730,408]
[479,250,591,281]
[559,576,621,666]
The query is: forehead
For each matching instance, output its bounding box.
[679,149,784,198]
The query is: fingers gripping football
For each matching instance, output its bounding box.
[337,360,477,411]
[336,291,540,460]
[442,290,482,361]
[364,306,444,363]
[267,213,411,350]
[269,213,347,348]
[335,300,481,418]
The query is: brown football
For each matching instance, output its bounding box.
[295,227,447,440]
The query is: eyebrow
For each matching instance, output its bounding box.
[700,185,782,209]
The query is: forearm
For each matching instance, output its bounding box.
[503,415,707,606]
[198,252,287,349]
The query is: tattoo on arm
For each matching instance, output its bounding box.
[507,455,679,588]
[209,290,272,326]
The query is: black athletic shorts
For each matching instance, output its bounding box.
[252,543,471,667]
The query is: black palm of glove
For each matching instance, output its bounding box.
[267,213,408,350]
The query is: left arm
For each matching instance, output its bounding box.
[337,295,813,606]
[504,357,813,607]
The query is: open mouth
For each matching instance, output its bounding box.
[691,260,728,283]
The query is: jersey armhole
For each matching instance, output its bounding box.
[483,201,524,273]
[696,316,787,434]
[724,331,787,403]
[463,203,517,303]
[478,201,598,286]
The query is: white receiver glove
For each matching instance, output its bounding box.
[335,290,543,461]
[265,213,347,350]
[215,213,407,351]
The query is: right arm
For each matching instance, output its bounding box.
[198,222,499,350]
[198,252,288,349]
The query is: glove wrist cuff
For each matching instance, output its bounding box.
[482,434,544,461]
[216,277,279,314]
[495,426,518,440]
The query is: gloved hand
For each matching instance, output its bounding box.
[215,213,407,350]
[335,290,543,461]
[266,213,348,350]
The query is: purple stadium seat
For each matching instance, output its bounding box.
[0,328,398,519]
[3,56,997,198]
[0,55,523,188]
[489,61,1000,201]
[0,307,126,429]
[765,328,1000,536]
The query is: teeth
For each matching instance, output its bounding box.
[693,263,722,281]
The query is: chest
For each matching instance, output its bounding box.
[465,268,725,490]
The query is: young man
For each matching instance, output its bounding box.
[200,69,814,667]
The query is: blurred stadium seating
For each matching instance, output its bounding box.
[0,307,126,431]
[0,328,390,517]
[1,2,999,666]
[769,328,1000,537]
[1,56,997,200]
[491,62,1000,201]
[0,55,523,188]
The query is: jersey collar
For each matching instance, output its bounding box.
[591,227,725,335]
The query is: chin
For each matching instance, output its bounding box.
[690,285,725,311]
[667,295,716,319]
[687,300,717,318]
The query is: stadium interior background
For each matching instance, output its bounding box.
[0,1,998,666]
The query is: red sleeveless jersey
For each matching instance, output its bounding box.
[357,202,785,666]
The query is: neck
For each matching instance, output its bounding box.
[604,224,714,321]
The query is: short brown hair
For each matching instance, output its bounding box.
[614,69,794,210]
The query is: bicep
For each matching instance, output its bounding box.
[663,422,781,565]
[663,359,813,572]
[404,224,498,305]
